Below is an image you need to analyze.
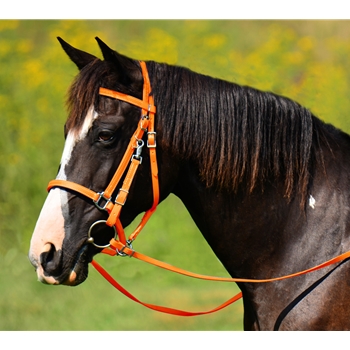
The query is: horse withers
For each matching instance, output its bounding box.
[29,37,350,330]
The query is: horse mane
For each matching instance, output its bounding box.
[65,58,325,204]
[147,61,324,203]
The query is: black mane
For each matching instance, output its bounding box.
[147,61,324,202]
[66,58,326,204]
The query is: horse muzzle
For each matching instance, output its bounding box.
[29,242,91,286]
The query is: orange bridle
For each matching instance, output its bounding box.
[47,60,350,317]
[48,61,159,251]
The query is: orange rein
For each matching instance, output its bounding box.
[48,60,350,317]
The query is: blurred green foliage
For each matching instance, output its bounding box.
[1,20,350,330]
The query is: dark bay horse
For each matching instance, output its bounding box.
[29,37,350,330]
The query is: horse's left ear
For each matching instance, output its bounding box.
[57,37,97,70]
[95,37,141,83]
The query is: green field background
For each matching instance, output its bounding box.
[1,20,350,331]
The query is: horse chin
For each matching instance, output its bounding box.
[38,263,88,286]
[62,245,92,286]
[62,266,88,286]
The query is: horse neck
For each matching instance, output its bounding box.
[172,155,350,330]
[149,61,350,329]
[172,163,294,276]
[149,60,350,275]
[149,61,303,273]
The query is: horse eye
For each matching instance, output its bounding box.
[98,131,115,143]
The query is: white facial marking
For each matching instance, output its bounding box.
[29,187,66,282]
[309,194,316,209]
[29,106,98,284]
[58,106,98,181]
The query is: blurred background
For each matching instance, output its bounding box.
[1,20,350,331]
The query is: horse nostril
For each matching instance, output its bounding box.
[41,243,55,262]
[40,243,63,276]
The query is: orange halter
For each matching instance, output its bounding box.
[47,60,350,317]
[48,61,159,250]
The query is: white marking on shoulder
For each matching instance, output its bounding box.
[309,194,316,209]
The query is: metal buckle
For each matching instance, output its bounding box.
[117,240,135,257]
[147,131,156,148]
[140,117,148,131]
[115,188,128,206]
[131,154,142,164]
[93,192,112,211]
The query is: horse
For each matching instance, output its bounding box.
[29,37,350,330]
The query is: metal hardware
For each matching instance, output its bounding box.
[114,188,129,206]
[147,131,157,148]
[87,220,117,249]
[140,118,148,131]
[93,192,112,211]
[132,139,144,163]
[117,240,135,257]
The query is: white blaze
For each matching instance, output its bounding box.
[29,107,97,283]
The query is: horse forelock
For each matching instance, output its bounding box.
[65,59,137,134]
[148,62,323,203]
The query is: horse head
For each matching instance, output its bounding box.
[28,38,177,286]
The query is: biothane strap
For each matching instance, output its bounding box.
[99,87,156,115]
[89,242,350,316]
[91,259,243,317]
[103,239,350,284]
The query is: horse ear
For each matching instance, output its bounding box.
[95,37,116,62]
[95,37,140,82]
[57,37,97,70]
